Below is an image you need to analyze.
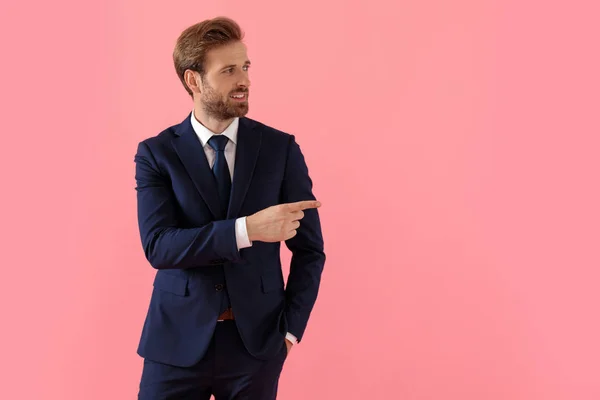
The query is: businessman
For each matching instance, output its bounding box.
[134,17,326,399]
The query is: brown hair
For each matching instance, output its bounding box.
[173,17,244,96]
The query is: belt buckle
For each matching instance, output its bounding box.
[217,308,233,322]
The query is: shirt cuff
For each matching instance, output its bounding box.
[235,217,252,250]
[285,332,298,345]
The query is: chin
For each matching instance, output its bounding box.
[233,105,249,117]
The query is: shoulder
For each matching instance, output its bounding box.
[136,115,191,156]
[241,117,296,144]
[138,124,179,149]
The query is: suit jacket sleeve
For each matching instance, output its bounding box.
[281,135,326,342]
[134,141,241,269]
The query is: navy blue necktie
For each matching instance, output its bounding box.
[208,135,231,218]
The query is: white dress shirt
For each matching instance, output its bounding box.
[190,112,298,346]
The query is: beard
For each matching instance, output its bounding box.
[200,81,249,121]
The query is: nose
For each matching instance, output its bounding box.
[237,71,251,88]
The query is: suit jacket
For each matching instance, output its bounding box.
[134,113,325,367]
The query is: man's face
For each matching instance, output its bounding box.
[197,41,251,120]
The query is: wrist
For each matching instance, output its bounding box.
[246,214,257,242]
[285,332,298,345]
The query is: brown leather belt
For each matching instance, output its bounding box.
[217,308,234,321]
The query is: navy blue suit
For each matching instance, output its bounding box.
[134,113,325,398]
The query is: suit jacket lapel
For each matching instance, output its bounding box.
[172,114,261,221]
[172,114,222,219]
[227,117,261,219]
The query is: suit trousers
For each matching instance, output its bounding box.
[138,320,288,400]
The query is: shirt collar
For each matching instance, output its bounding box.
[190,111,239,146]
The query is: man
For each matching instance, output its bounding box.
[134,17,326,399]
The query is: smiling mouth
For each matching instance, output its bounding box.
[230,93,248,101]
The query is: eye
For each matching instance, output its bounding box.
[223,68,234,74]
[243,65,250,71]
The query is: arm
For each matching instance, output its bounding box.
[134,141,244,269]
[281,136,326,342]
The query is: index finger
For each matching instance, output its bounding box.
[284,200,321,212]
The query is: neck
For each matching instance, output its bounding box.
[193,106,233,134]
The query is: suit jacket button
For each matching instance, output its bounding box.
[215,284,224,291]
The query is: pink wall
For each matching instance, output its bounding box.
[2,0,599,398]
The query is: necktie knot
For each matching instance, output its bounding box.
[208,135,229,152]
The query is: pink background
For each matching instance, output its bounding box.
[2,0,599,398]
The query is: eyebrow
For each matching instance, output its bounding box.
[220,61,251,70]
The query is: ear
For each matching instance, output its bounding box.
[184,70,201,94]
